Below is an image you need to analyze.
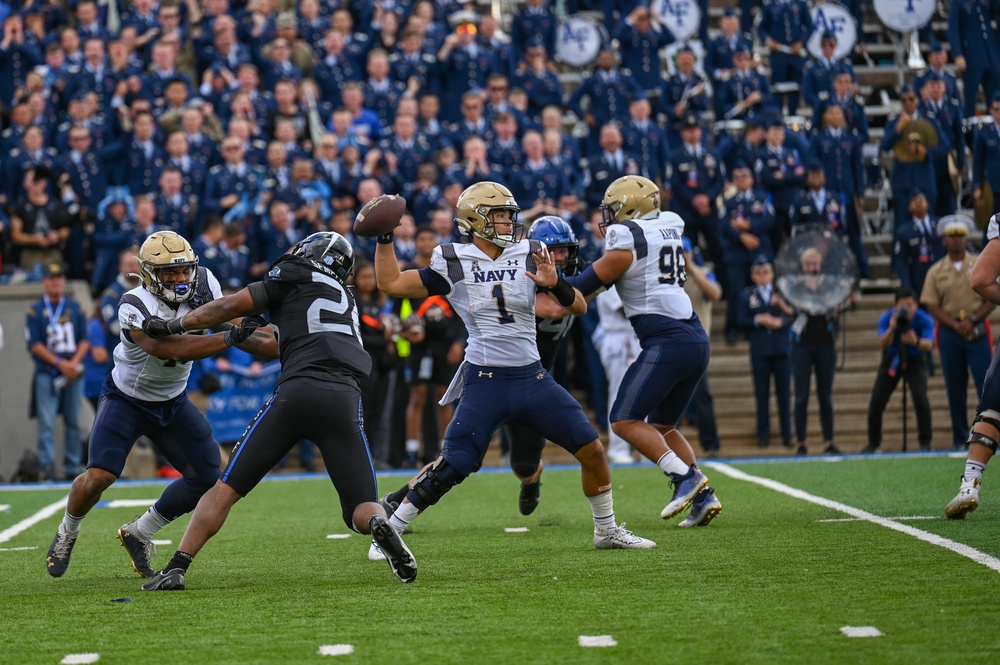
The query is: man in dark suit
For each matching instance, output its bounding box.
[891,190,944,298]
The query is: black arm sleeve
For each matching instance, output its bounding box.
[418,267,452,296]
[248,280,286,312]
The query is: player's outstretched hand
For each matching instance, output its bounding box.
[526,245,557,288]
[226,315,267,346]
[142,316,185,338]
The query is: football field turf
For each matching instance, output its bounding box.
[2,455,1000,664]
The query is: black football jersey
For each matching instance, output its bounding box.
[257,254,372,385]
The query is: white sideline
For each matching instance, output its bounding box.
[705,463,1000,573]
[0,499,67,545]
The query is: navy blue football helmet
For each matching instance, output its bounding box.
[528,216,580,276]
[293,231,355,282]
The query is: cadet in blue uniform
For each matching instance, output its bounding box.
[706,9,752,116]
[314,30,360,109]
[611,4,674,93]
[758,0,813,114]
[436,18,498,123]
[739,257,794,448]
[720,162,775,342]
[91,188,137,293]
[583,124,641,210]
[510,0,557,65]
[513,43,563,122]
[155,167,199,238]
[669,114,726,286]
[973,93,1000,221]
[719,45,771,120]
[567,48,645,153]
[817,72,869,143]
[59,125,109,215]
[914,41,963,105]
[105,110,164,196]
[948,0,1000,118]
[203,138,266,216]
[801,31,856,113]
[377,113,433,185]
[883,86,949,229]
[0,14,42,108]
[754,119,805,246]
[508,130,569,206]
[621,98,670,183]
[659,46,709,147]
[717,112,766,174]
[891,190,943,297]
[921,72,964,216]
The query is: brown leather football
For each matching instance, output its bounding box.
[353,194,407,237]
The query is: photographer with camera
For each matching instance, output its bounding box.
[921,217,995,449]
[864,288,935,453]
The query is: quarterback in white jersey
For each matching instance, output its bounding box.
[46,231,268,580]
[374,181,655,552]
[566,175,722,527]
[945,213,1000,519]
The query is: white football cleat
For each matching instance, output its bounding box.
[945,477,981,520]
[594,523,657,549]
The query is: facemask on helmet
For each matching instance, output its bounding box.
[455,181,523,249]
[137,231,199,303]
[527,215,580,276]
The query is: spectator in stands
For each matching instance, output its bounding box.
[487,111,525,175]
[390,28,438,96]
[509,130,568,215]
[921,217,995,450]
[10,166,78,270]
[448,91,494,153]
[914,41,962,105]
[717,111,765,174]
[1,14,42,109]
[436,13,496,124]
[26,262,89,481]
[801,31,856,115]
[568,47,644,153]
[973,93,1000,224]
[204,137,266,216]
[754,119,806,248]
[483,73,525,130]
[818,72,869,143]
[922,73,963,217]
[478,14,515,79]
[892,190,945,298]
[789,162,866,274]
[758,0,812,114]
[60,124,108,216]
[668,114,725,291]
[721,161,775,343]
[192,215,227,279]
[865,288,934,453]
[511,0,557,66]
[620,98,669,184]
[884,85,948,229]
[740,256,794,449]
[91,187,136,293]
[512,42,562,123]
[314,30,359,109]
[660,47,709,149]
[583,123,639,210]
[706,8,751,116]
[363,48,409,129]
[719,45,771,120]
[612,4,673,94]
[948,0,1000,118]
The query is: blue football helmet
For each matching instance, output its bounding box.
[528,216,580,276]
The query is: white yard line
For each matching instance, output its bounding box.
[817,515,939,523]
[99,499,157,508]
[705,462,1000,573]
[0,499,67,545]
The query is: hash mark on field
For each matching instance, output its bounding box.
[151,539,172,546]
[60,654,99,664]
[504,527,529,533]
[578,635,617,647]
[840,626,884,638]
[817,515,939,523]
[318,644,354,656]
[0,504,10,511]
[0,499,66,545]
[96,499,158,509]
[326,534,351,539]
[0,546,39,552]
[706,463,1000,573]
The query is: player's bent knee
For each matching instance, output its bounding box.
[512,462,540,478]
[411,456,466,507]
[81,467,117,494]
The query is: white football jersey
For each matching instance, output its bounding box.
[595,287,635,334]
[604,212,693,320]
[428,240,542,367]
[988,214,1000,241]
[112,268,224,401]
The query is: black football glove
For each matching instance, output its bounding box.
[225,315,267,347]
[142,316,186,338]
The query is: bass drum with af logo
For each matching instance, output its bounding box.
[555,14,608,68]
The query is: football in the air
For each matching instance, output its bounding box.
[354,194,406,237]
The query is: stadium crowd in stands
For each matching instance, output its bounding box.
[0,0,987,475]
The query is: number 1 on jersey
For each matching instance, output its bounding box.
[491,284,516,324]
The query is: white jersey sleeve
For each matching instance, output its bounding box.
[988,214,1000,241]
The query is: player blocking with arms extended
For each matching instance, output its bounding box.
[46,231,270,578]
[373,182,656,550]
[566,176,722,526]
[139,232,417,588]
[946,213,1000,519]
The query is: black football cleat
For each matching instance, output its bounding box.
[369,515,417,583]
[117,522,156,578]
[46,527,78,578]
[519,480,541,516]
[141,568,186,591]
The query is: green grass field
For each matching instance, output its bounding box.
[3,455,1000,664]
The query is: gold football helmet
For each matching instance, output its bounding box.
[137,230,199,303]
[455,181,522,248]
[600,175,661,228]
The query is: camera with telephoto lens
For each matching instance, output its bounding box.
[896,304,911,330]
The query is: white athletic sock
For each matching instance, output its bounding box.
[405,438,420,454]
[657,451,690,477]
[965,461,987,483]
[132,507,170,540]
[388,501,420,534]
[588,490,617,534]
[61,509,84,535]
